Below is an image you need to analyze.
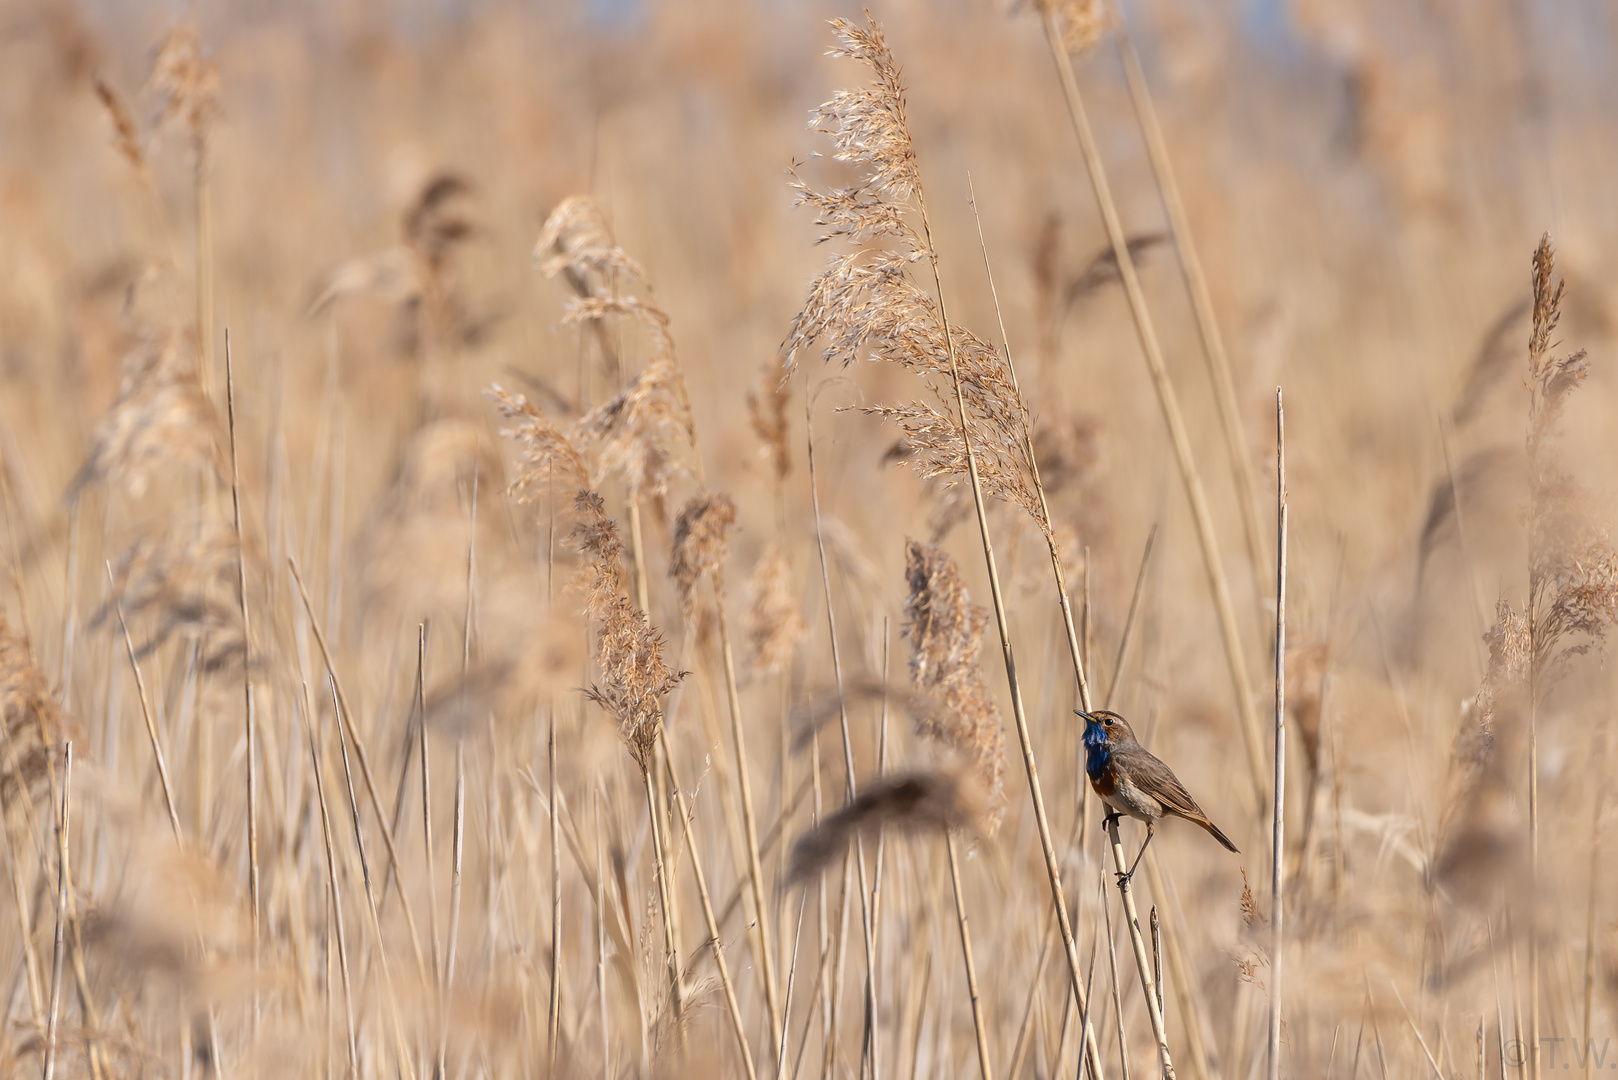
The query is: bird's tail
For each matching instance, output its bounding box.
[1199,818,1240,854]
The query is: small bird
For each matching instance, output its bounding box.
[1078,709,1238,883]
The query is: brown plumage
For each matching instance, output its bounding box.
[1080,708,1237,881]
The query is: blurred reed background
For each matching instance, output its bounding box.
[1,0,1617,1076]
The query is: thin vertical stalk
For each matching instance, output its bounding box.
[289,557,429,983]
[1269,389,1287,1080]
[780,892,811,1080]
[110,577,182,843]
[660,726,760,1080]
[864,622,891,1080]
[1005,909,1055,1080]
[641,766,686,1032]
[58,502,78,714]
[946,832,993,1080]
[803,379,878,1071]
[302,690,358,1077]
[225,341,261,956]
[444,740,466,1065]
[1036,3,1268,808]
[1107,4,1269,601]
[595,791,611,1079]
[41,742,71,1080]
[330,684,417,1080]
[822,849,855,1080]
[417,628,446,1080]
[1102,816,1174,1078]
[1101,872,1133,1080]
[1583,702,1613,1080]
[920,173,1106,1080]
[1151,910,1164,1029]
[1140,852,1214,1080]
[2,786,43,1033]
[1528,692,1539,1080]
[194,121,214,396]
[549,711,563,1075]
[713,568,784,1048]
[1105,526,1158,711]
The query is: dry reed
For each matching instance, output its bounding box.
[902,541,1007,830]
[5,6,1616,1080]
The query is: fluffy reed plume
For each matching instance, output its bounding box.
[84,822,248,997]
[746,366,791,482]
[533,196,698,500]
[1286,641,1328,774]
[782,17,1046,534]
[1441,238,1618,898]
[1436,600,1529,901]
[1063,232,1168,305]
[533,195,649,288]
[70,329,223,498]
[402,173,477,272]
[1042,0,1108,56]
[93,525,244,670]
[92,75,144,170]
[574,491,684,770]
[0,614,62,805]
[744,541,806,676]
[488,385,589,497]
[669,492,737,619]
[1521,239,1617,678]
[902,540,1006,830]
[788,769,985,883]
[310,172,481,346]
[575,354,694,502]
[150,22,218,145]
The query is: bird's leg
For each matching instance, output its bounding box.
[1101,809,1124,833]
[1116,823,1155,887]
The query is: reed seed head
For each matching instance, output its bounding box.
[534,195,649,287]
[0,614,61,806]
[902,539,1006,831]
[570,491,684,771]
[489,384,590,499]
[1043,0,1108,56]
[745,541,806,677]
[787,769,985,884]
[150,21,218,146]
[669,492,737,619]
[72,329,223,498]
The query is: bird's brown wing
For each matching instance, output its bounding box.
[1125,746,1211,824]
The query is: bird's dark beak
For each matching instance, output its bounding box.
[1074,709,1092,721]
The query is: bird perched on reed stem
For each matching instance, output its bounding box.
[1079,709,1238,883]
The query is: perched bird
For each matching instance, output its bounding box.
[1078,709,1238,883]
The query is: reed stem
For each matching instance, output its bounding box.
[923,159,1107,1080]
[661,725,761,1080]
[1269,389,1287,1080]
[225,341,261,959]
[1036,2,1268,810]
[947,830,994,1080]
[1106,4,1269,608]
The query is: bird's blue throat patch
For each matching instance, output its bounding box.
[1083,718,1110,781]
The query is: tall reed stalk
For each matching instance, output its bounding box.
[1104,2,1270,609]
[1269,389,1287,1080]
[1035,1,1268,809]
[225,341,261,958]
[784,19,1110,1075]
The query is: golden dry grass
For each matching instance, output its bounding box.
[2,0,1618,1077]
